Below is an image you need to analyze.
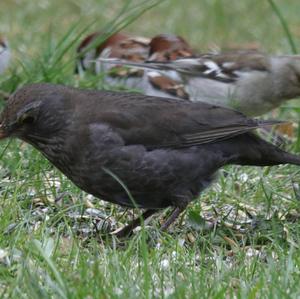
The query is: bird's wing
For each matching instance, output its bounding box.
[87,92,282,149]
[97,51,270,84]
[147,71,189,100]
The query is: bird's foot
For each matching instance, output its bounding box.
[160,206,185,231]
[110,209,157,238]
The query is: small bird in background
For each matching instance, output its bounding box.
[76,32,195,99]
[142,33,194,99]
[99,50,300,116]
[76,31,150,73]
[0,36,10,74]
[75,31,150,90]
[148,34,194,62]
[1,83,300,237]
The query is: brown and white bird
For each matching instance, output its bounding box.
[0,36,10,74]
[76,32,196,99]
[1,83,300,236]
[99,50,300,116]
[75,31,150,90]
[141,33,194,99]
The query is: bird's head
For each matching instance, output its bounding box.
[270,55,300,100]
[0,83,71,144]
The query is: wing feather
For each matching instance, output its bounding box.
[82,91,284,150]
[96,51,270,83]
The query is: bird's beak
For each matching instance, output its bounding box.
[0,124,7,139]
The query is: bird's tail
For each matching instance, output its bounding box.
[268,147,300,166]
[229,132,300,167]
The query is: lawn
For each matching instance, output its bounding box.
[1,0,300,298]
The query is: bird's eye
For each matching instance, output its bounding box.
[18,114,36,125]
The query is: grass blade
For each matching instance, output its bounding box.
[267,0,297,54]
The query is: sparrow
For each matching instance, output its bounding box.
[0,37,10,74]
[98,51,300,116]
[1,83,299,237]
[75,31,150,90]
[76,32,195,99]
[141,33,195,100]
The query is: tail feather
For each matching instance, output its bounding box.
[271,150,300,166]
[256,119,287,127]
[231,133,300,166]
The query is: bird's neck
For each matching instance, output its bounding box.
[25,133,75,175]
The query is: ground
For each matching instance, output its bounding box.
[1,0,300,298]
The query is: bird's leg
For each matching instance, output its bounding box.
[160,206,186,231]
[111,209,157,238]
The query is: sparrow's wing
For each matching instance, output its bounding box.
[97,51,270,83]
[147,71,189,100]
[82,91,283,149]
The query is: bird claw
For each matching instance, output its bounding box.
[110,209,157,238]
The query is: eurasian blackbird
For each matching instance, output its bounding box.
[1,83,300,236]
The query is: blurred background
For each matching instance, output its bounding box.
[2,0,300,57]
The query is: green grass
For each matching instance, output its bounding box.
[1,0,300,298]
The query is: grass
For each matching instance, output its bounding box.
[1,0,300,298]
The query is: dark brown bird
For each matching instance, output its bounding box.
[1,83,300,237]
